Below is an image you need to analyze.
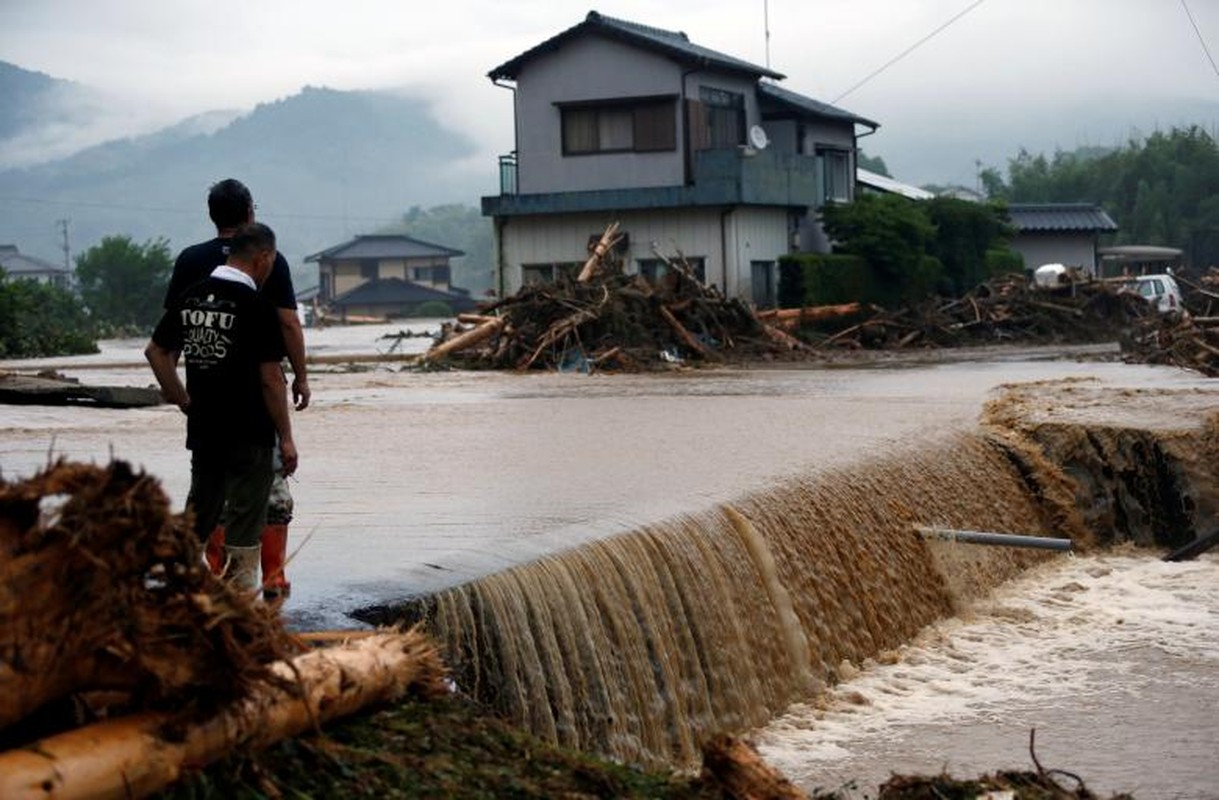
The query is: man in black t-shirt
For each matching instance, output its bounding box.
[166,179,305,599]
[147,223,299,593]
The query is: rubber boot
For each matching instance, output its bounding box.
[260,524,292,602]
[224,545,261,594]
[205,526,226,575]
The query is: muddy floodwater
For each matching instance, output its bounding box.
[2,325,1217,798]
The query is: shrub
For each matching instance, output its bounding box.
[411,300,454,318]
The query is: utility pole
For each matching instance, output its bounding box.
[764,0,771,70]
[56,218,70,271]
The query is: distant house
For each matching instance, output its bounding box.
[306,233,471,319]
[327,277,478,321]
[481,10,878,307]
[0,245,69,287]
[1007,203,1118,276]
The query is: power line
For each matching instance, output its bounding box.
[1181,0,1219,79]
[833,0,990,104]
[0,194,408,225]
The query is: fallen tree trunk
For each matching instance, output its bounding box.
[424,317,505,362]
[0,629,448,800]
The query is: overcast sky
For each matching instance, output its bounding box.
[2,0,1217,186]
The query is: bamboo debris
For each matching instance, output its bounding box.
[0,630,449,800]
[425,222,793,370]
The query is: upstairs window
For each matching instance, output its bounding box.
[560,97,677,155]
[698,87,745,150]
[817,148,852,203]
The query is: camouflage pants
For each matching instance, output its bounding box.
[266,471,294,525]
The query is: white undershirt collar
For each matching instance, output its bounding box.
[210,264,256,291]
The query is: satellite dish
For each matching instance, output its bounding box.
[748,125,769,150]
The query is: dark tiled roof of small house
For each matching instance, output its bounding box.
[757,82,879,130]
[1008,203,1118,233]
[489,10,784,81]
[331,278,477,311]
[305,235,464,263]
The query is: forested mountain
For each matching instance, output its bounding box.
[981,126,1219,266]
[0,80,494,294]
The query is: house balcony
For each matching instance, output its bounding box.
[483,147,820,217]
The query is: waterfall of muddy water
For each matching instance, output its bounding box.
[420,432,1075,768]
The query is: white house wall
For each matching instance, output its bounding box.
[1011,234,1098,274]
[498,207,789,299]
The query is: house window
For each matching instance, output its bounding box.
[698,87,745,150]
[360,259,379,280]
[521,262,582,285]
[560,98,676,155]
[751,260,776,307]
[817,148,852,203]
[412,265,451,285]
[636,257,706,284]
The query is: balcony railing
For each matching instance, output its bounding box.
[498,152,518,196]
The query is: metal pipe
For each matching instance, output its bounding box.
[915,526,1073,551]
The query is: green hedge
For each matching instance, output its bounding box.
[0,277,97,358]
[778,253,942,309]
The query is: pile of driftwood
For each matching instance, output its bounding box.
[1123,268,1219,377]
[0,460,447,799]
[425,224,804,370]
[798,273,1155,350]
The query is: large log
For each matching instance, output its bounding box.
[577,221,620,282]
[659,305,720,361]
[425,317,505,362]
[0,630,449,800]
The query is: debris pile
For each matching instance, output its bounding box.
[802,273,1154,350]
[0,460,448,799]
[1122,268,1219,377]
[425,224,805,371]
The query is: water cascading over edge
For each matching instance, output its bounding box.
[416,431,1085,768]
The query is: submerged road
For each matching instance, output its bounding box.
[1,328,1214,628]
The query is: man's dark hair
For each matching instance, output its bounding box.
[229,222,276,259]
[208,178,254,229]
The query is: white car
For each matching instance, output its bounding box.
[1123,273,1184,313]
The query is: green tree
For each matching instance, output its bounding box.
[857,150,891,177]
[0,273,97,358]
[819,193,941,306]
[924,197,1015,293]
[981,126,1219,264]
[74,235,172,332]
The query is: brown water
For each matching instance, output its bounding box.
[2,334,1217,795]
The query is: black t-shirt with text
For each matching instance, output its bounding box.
[165,237,297,311]
[153,275,286,451]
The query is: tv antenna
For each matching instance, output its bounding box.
[764,0,771,69]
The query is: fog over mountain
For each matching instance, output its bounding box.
[1,65,493,293]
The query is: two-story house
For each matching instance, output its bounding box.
[306,233,475,319]
[481,10,878,306]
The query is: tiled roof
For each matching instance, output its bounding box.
[489,10,784,81]
[0,245,68,277]
[757,82,878,130]
[305,235,464,262]
[331,278,477,311]
[1008,203,1118,233]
